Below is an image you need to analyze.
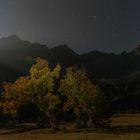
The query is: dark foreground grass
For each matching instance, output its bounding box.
[0,130,140,140]
[0,126,140,140]
[0,114,140,140]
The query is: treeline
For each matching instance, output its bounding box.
[0,58,110,130]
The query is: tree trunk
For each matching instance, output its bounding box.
[87,111,95,128]
[46,110,58,131]
[85,108,97,128]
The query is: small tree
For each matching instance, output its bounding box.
[1,58,61,130]
[0,76,29,125]
[59,67,106,128]
[27,58,61,130]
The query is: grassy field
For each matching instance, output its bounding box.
[0,114,140,140]
[0,131,140,140]
[111,114,140,127]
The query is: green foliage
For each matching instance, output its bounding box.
[59,67,107,128]
[27,58,61,130]
[27,58,61,112]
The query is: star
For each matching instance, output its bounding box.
[111,33,116,37]
[71,10,76,17]
[92,15,97,19]
[107,16,112,20]
[12,1,17,5]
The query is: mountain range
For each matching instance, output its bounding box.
[0,35,140,84]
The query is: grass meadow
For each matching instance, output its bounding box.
[0,114,140,140]
[0,131,140,140]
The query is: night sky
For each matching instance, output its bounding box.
[0,0,140,53]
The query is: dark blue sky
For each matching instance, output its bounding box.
[0,0,140,53]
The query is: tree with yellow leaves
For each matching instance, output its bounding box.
[59,67,106,128]
[27,58,61,130]
[1,58,61,130]
[1,76,29,117]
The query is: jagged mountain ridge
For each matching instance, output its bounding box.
[0,35,140,82]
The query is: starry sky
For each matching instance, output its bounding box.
[0,0,140,53]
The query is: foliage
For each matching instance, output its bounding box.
[59,67,107,128]
[0,58,110,129]
[0,58,61,130]
[0,77,29,117]
[27,58,61,130]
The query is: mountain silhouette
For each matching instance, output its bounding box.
[0,35,140,82]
